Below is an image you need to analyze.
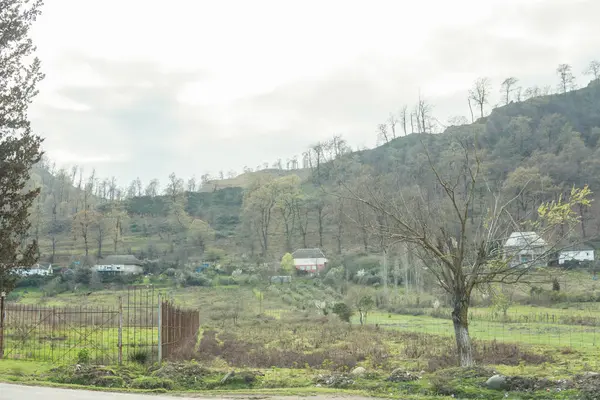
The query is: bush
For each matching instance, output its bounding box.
[185,273,212,287]
[95,375,125,388]
[217,276,238,286]
[332,302,354,322]
[129,350,150,365]
[131,377,175,390]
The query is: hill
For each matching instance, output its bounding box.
[25,78,600,268]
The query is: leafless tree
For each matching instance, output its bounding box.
[584,60,600,80]
[468,77,491,119]
[556,63,576,94]
[399,105,408,136]
[388,113,398,140]
[377,123,389,144]
[467,98,475,123]
[343,139,592,367]
[500,77,518,105]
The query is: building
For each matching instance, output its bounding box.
[93,255,143,275]
[292,248,327,273]
[503,232,548,268]
[558,245,595,265]
[15,263,53,276]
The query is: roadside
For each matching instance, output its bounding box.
[0,383,385,400]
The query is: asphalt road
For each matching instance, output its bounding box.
[0,383,378,400]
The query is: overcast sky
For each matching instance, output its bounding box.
[29,0,599,187]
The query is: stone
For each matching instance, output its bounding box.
[351,367,366,377]
[486,374,507,390]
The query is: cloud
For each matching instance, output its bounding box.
[28,0,600,187]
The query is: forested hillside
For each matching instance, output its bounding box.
[27,78,600,266]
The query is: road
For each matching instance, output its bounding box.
[0,384,380,400]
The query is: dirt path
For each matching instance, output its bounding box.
[0,383,382,400]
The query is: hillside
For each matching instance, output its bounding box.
[26,78,600,267]
[199,168,312,192]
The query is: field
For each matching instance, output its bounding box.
[3,273,600,398]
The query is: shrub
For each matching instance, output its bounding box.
[129,350,150,365]
[77,348,90,364]
[95,375,125,388]
[131,377,175,390]
[185,273,212,287]
[552,277,561,291]
[332,302,354,323]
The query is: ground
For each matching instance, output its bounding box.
[3,270,600,398]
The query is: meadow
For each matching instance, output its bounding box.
[3,272,600,398]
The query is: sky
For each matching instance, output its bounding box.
[28,0,600,188]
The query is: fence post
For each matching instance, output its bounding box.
[157,293,162,365]
[118,296,123,365]
[0,292,5,359]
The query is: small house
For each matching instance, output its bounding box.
[94,255,143,275]
[559,245,595,265]
[292,248,327,273]
[15,263,53,277]
[503,231,548,268]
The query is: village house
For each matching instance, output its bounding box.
[292,248,327,273]
[503,231,548,268]
[93,255,143,275]
[15,263,53,277]
[558,244,596,265]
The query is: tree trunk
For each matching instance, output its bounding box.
[452,297,474,367]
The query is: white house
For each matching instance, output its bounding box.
[15,263,53,276]
[503,231,548,268]
[93,255,143,275]
[292,248,328,273]
[559,245,595,265]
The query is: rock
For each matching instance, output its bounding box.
[387,368,419,383]
[351,367,366,377]
[220,370,235,384]
[486,374,507,390]
[583,371,600,377]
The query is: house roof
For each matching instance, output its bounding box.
[504,232,547,248]
[100,255,142,265]
[560,244,595,252]
[292,248,326,259]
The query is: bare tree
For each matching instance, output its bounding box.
[388,113,398,140]
[415,95,433,133]
[377,123,389,144]
[145,179,159,197]
[584,60,600,80]
[467,98,475,123]
[344,139,592,367]
[468,77,491,119]
[500,77,518,105]
[187,176,197,192]
[399,105,408,136]
[556,64,576,94]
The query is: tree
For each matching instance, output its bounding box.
[73,208,101,261]
[280,252,294,274]
[399,105,408,136]
[584,60,600,81]
[556,64,576,94]
[0,0,45,294]
[345,138,592,366]
[356,295,375,325]
[242,177,280,256]
[500,77,518,105]
[275,175,302,252]
[145,179,159,197]
[469,77,491,118]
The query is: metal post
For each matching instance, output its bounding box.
[118,296,123,365]
[0,292,5,359]
[157,293,162,365]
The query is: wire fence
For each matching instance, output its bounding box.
[0,286,199,364]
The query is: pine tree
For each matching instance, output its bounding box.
[0,0,45,294]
